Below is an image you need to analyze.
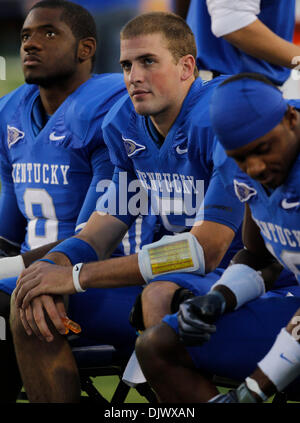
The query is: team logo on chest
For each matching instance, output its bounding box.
[233,179,257,202]
[7,125,25,149]
[122,134,146,157]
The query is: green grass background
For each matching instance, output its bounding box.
[0,56,24,97]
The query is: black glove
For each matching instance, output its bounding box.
[177,290,226,346]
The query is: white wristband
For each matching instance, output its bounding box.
[0,255,25,278]
[72,263,86,293]
[258,328,300,392]
[211,264,265,310]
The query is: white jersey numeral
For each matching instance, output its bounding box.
[280,250,300,277]
[265,243,300,278]
[23,188,58,249]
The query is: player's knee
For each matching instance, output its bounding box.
[141,281,179,318]
[135,322,176,373]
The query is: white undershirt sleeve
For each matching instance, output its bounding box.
[206,0,260,37]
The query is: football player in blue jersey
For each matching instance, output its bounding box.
[0,0,159,402]
[9,11,250,402]
[134,73,300,403]
[206,73,300,402]
[182,0,300,86]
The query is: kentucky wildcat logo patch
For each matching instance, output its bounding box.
[233,179,257,202]
[7,125,25,149]
[122,135,146,157]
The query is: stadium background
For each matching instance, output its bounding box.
[0,0,300,403]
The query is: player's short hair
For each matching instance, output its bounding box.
[29,0,97,67]
[121,12,198,77]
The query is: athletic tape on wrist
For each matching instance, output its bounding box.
[138,232,205,283]
[211,264,265,310]
[72,263,86,293]
[245,377,268,401]
[0,255,25,278]
[49,237,98,265]
[236,382,258,403]
[258,328,300,392]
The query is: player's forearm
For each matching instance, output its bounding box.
[75,211,129,261]
[191,221,235,273]
[44,251,72,266]
[78,253,145,289]
[224,19,300,69]
[230,248,283,292]
[0,240,69,280]
[22,240,63,267]
[38,212,128,269]
[231,247,277,271]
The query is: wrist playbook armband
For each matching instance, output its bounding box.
[211,263,265,310]
[138,232,205,283]
[49,237,98,265]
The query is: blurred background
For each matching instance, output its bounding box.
[1,0,300,97]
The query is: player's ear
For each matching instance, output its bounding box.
[179,54,196,81]
[77,37,96,63]
[284,105,298,130]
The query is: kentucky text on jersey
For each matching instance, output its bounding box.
[96,171,205,218]
[136,169,200,194]
[12,162,70,185]
[253,217,300,249]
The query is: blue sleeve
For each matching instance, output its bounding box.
[212,139,245,197]
[0,153,26,244]
[195,167,244,233]
[74,141,114,233]
[73,86,128,232]
[96,165,142,228]
[102,94,136,172]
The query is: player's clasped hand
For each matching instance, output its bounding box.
[18,294,68,342]
[14,261,76,309]
[177,292,225,346]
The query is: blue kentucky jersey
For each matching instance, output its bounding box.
[187,0,295,85]
[0,74,154,254]
[101,76,244,268]
[214,99,300,282]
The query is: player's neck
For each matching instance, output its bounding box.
[150,79,194,138]
[39,73,91,115]
[150,95,186,138]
